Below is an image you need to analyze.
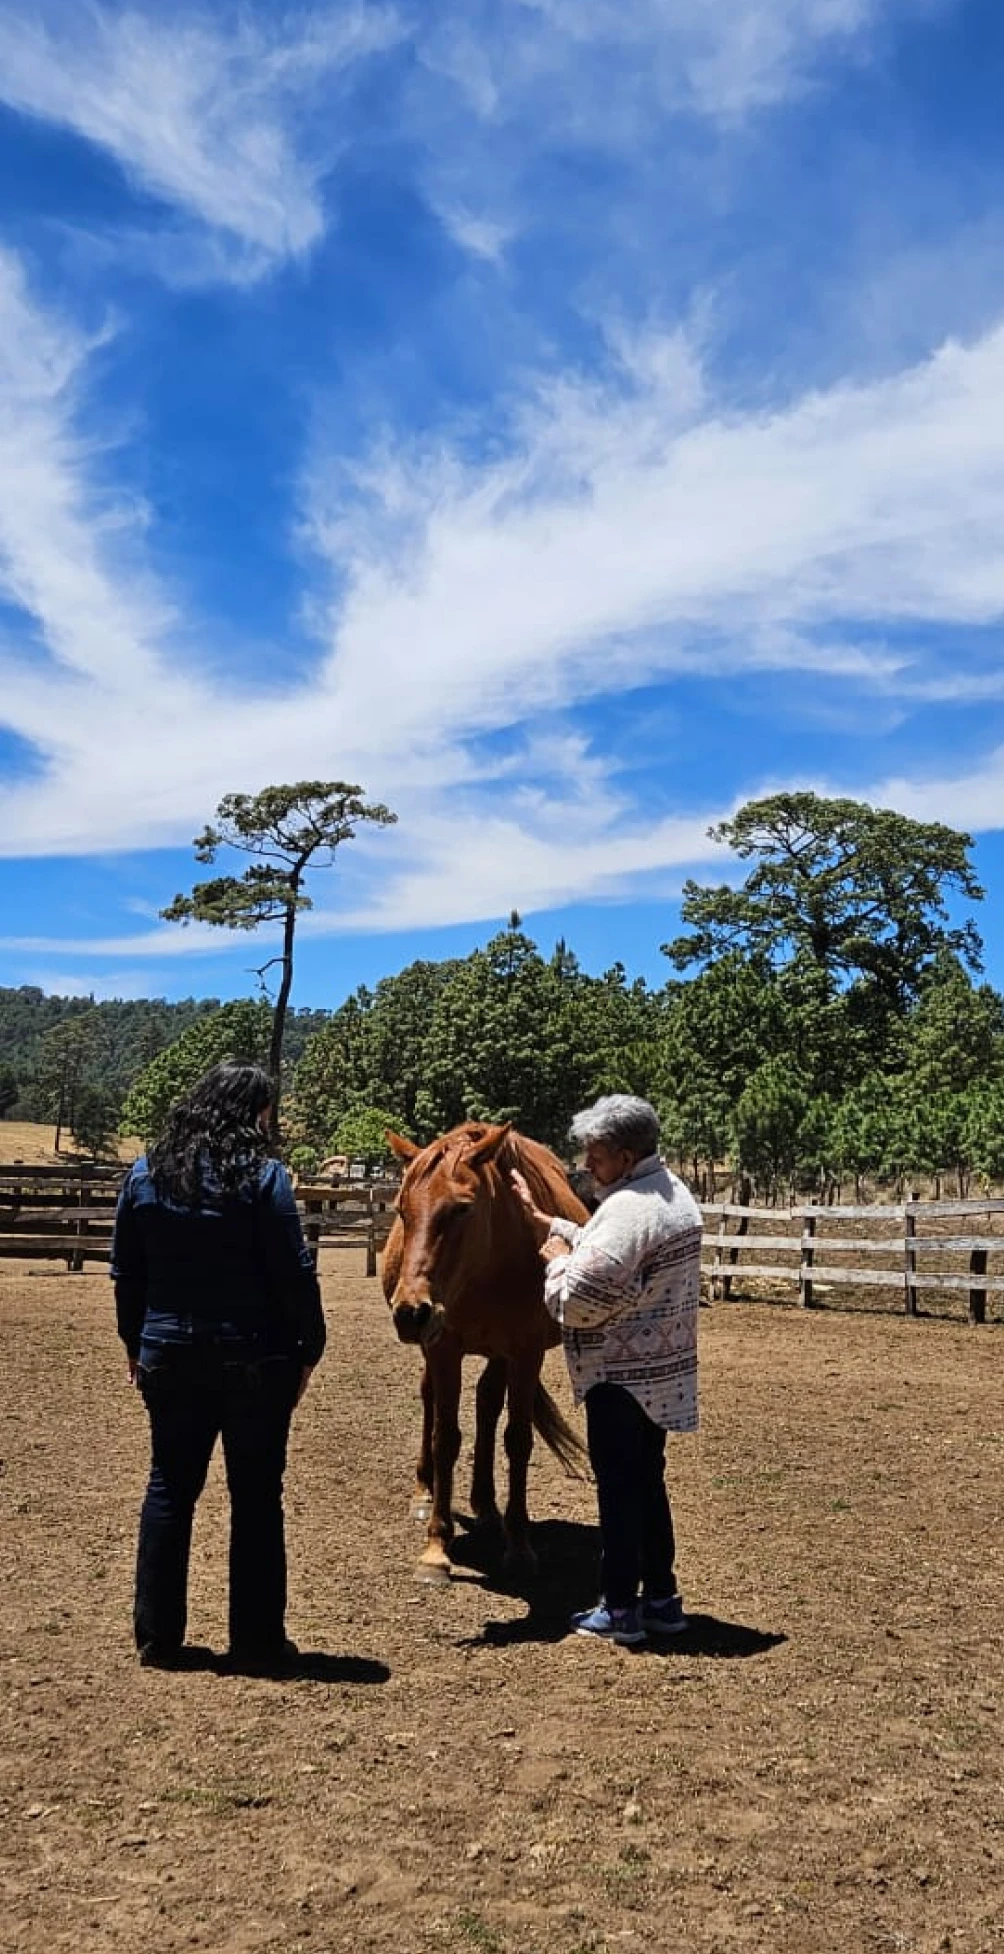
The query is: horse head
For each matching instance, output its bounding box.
[383,1122,514,1346]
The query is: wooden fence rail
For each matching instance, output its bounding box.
[1,1168,1001,1322]
[0,1172,399,1275]
[699,1198,1004,1324]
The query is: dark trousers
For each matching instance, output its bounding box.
[584,1381,676,1610]
[135,1340,297,1655]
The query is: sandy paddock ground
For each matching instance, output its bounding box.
[1,1246,1003,1954]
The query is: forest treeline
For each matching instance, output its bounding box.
[6,793,1004,1196]
[276,793,1004,1199]
[0,989,327,1154]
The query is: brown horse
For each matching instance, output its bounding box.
[382,1120,589,1583]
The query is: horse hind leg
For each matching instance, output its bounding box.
[469,1357,506,1532]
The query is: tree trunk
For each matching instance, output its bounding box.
[267,897,298,1146]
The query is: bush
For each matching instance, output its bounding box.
[120,999,272,1145]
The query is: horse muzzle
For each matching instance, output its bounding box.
[391,1299,447,1348]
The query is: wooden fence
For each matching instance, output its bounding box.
[0,1165,399,1277]
[0,1162,124,1270]
[700,1197,1004,1324]
[297,1182,397,1278]
[2,1163,1001,1322]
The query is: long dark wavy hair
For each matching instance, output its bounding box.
[147,1062,273,1205]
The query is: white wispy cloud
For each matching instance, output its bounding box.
[503,0,884,120]
[1,241,1003,956]
[0,2,400,270]
[408,0,916,265]
[0,0,915,286]
[872,746,1004,831]
[420,0,893,130]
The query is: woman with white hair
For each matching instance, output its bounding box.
[512,1094,702,1646]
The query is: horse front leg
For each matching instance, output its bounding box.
[501,1351,541,1580]
[413,1358,434,1520]
[417,1334,462,1585]
[469,1357,506,1531]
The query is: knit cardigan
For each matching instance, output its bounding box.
[544,1154,701,1432]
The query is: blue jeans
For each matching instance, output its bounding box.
[135,1335,298,1655]
[584,1382,677,1610]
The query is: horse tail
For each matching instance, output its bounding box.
[532,1380,589,1479]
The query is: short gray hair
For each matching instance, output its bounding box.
[569,1094,660,1160]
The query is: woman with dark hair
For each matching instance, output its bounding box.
[111,1062,326,1673]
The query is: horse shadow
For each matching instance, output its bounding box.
[451,1517,785,1658]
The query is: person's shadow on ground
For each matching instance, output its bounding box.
[221,1651,392,1685]
[450,1517,785,1658]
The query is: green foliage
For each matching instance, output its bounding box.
[70,1081,121,1158]
[658,955,782,1172]
[0,986,219,1119]
[289,924,664,1153]
[287,1144,320,1181]
[733,1057,812,1194]
[665,790,983,1009]
[5,791,1003,1197]
[161,781,397,1127]
[328,1105,404,1171]
[120,999,272,1145]
[901,953,1004,1095]
[0,1063,20,1116]
[965,1086,1004,1184]
[31,1012,109,1150]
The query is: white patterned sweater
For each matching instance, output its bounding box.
[544,1155,701,1432]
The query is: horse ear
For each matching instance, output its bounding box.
[386,1130,421,1162]
[465,1122,512,1172]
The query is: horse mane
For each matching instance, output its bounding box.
[493,1130,588,1224]
[401,1122,588,1241]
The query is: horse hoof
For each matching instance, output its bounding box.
[415,1557,452,1586]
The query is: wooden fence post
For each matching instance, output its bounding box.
[303,1195,321,1270]
[969,1247,988,1326]
[800,1213,816,1309]
[904,1208,917,1316]
[363,1190,378,1278]
[722,1184,752,1301]
[712,1213,727,1301]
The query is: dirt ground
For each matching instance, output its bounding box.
[2,1251,1003,1954]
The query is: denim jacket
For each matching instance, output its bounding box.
[111,1155,326,1367]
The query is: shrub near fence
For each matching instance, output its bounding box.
[701,1197,1004,1324]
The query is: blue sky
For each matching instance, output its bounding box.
[0,0,1003,1009]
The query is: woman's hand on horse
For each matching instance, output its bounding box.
[509,1169,552,1244]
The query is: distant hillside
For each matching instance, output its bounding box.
[0,986,331,1122]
